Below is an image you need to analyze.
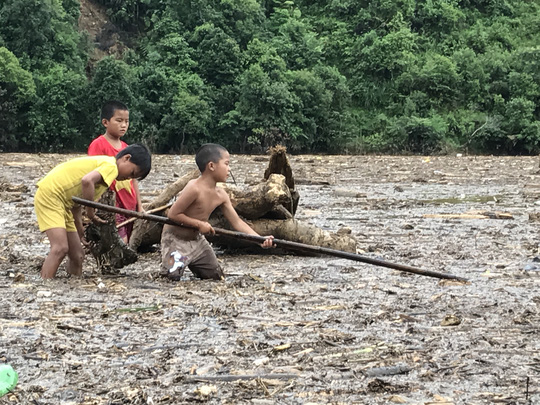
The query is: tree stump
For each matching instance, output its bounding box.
[264,145,299,216]
[221,173,293,220]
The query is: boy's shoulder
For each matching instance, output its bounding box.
[88,135,107,153]
[182,177,203,193]
[88,134,106,145]
[182,178,225,198]
[72,155,116,165]
[88,135,127,155]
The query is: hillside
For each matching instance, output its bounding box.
[0,0,539,154]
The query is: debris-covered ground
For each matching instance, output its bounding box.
[1,153,540,405]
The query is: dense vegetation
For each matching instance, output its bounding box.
[1,0,539,154]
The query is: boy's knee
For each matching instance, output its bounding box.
[192,266,224,280]
[50,244,69,258]
[70,250,85,264]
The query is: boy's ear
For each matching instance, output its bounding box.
[120,154,131,162]
[102,118,109,127]
[208,161,215,171]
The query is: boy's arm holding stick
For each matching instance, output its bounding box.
[80,171,108,224]
[133,179,145,213]
[71,205,86,244]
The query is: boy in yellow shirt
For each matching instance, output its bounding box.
[34,144,151,279]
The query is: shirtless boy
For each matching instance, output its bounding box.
[160,143,274,280]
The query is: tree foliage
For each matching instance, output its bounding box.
[0,0,539,154]
[0,47,36,151]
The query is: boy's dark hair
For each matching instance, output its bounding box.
[195,143,228,172]
[101,100,128,120]
[116,144,152,180]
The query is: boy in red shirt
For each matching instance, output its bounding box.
[88,101,144,242]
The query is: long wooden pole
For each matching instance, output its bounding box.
[73,197,468,282]
[116,202,173,229]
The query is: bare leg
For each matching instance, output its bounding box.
[66,231,84,276]
[41,228,69,279]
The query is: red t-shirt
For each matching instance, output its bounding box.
[88,135,138,211]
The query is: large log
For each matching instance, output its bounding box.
[129,175,357,253]
[128,174,298,250]
[209,218,357,253]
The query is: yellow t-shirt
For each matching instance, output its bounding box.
[37,155,119,210]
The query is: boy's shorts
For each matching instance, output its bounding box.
[34,187,76,232]
[160,231,224,281]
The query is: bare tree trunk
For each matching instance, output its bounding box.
[208,218,357,253]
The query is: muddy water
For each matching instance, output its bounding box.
[1,153,539,404]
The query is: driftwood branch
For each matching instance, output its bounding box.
[146,169,200,210]
[116,203,173,229]
[184,373,299,382]
[423,211,513,220]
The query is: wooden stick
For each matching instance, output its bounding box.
[184,373,299,382]
[73,197,468,282]
[423,212,513,220]
[116,203,173,229]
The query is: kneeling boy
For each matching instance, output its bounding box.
[161,143,274,281]
[35,144,151,279]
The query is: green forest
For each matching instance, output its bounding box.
[1,0,539,154]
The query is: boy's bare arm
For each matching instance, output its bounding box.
[133,180,144,212]
[71,205,89,245]
[81,170,107,223]
[221,197,257,235]
[221,194,274,248]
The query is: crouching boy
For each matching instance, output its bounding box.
[34,144,151,279]
[160,143,274,281]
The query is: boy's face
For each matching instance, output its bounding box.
[103,109,129,139]
[116,155,142,181]
[209,151,230,183]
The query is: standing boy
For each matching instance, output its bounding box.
[88,100,143,242]
[35,144,152,279]
[160,143,274,281]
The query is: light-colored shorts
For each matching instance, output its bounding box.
[34,187,76,232]
[160,230,224,281]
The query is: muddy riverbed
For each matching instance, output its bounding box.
[1,153,540,405]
